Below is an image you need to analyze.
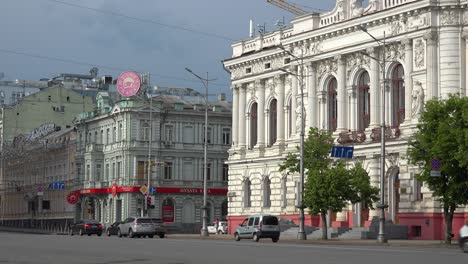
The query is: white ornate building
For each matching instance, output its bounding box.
[223,0,468,239]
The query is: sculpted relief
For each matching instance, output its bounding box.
[440,10,459,26]
[413,39,425,70]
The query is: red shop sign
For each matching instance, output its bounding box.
[156,187,228,195]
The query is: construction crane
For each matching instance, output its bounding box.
[266,0,308,16]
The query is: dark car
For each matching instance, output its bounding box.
[106,221,121,236]
[69,219,103,236]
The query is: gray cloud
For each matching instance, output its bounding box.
[0,0,337,92]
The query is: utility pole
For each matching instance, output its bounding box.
[278,45,306,240]
[185,68,216,237]
[359,26,388,243]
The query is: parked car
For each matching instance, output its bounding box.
[118,217,166,238]
[106,221,122,236]
[207,221,228,234]
[69,219,103,236]
[459,222,468,253]
[234,215,280,242]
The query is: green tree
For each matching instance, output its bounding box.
[280,128,379,239]
[408,96,468,244]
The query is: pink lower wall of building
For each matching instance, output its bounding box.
[387,212,468,240]
[228,212,468,240]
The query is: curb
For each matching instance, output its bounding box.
[166,234,459,249]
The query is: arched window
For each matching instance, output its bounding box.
[243,180,251,208]
[269,99,277,146]
[263,177,271,208]
[328,78,338,131]
[249,102,258,149]
[391,64,405,127]
[358,72,371,131]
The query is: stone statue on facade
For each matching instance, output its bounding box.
[350,0,364,17]
[411,81,424,119]
[295,100,306,132]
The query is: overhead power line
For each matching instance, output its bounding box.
[0,48,231,87]
[42,0,236,42]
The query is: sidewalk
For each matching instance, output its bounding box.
[166,233,459,249]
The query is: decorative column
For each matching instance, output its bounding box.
[403,39,413,123]
[348,86,357,131]
[369,47,380,129]
[424,32,438,99]
[232,85,239,147]
[290,66,298,136]
[256,79,265,148]
[318,92,327,130]
[276,75,286,144]
[365,156,381,226]
[307,62,317,128]
[239,85,247,148]
[336,55,347,132]
[438,10,461,98]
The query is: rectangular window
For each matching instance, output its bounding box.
[113,126,117,143]
[222,164,228,182]
[203,163,212,181]
[86,164,90,181]
[106,128,110,145]
[141,122,150,141]
[100,130,104,144]
[118,122,123,141]
[245,67,252,74]
[137,161,145,180]
[164,162,173,180]
[95,164,102,181]
[264,62,271,69]
[105,164,110,182]
[117,162,121,179]
[222,128,231,145]
[164,125,174,143]
[203,126,212,144]
[112,163,116,180]
[183,161,193,180]
[414,175,423,201]
[183,126,194,143]
[284,58,291,65]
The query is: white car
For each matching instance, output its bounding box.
[207,221,228,234]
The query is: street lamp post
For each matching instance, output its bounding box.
[278,45,306,240]
[185,68,215,237]
[146,76,153,217]
[359,26,388,243]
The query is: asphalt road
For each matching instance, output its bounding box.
[0,232,466,264]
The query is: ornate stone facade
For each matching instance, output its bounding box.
[224,0,468,240]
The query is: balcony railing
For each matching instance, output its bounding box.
[370,127,401,142]
[337,130,366,144]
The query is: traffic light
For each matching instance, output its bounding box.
[147,196,155,209]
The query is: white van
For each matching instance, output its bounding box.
[234,215,280,242]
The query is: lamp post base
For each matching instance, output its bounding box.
[377,234,387,243]
[296,204,307,240]
[200,206,209,237]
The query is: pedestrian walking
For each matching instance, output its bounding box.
[215,218,220,232]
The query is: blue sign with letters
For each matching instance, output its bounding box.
[331,146,354,159]
[48,181,65,190]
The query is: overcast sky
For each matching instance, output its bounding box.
[0,0,337,95]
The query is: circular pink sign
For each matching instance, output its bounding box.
[117,71,141,97]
